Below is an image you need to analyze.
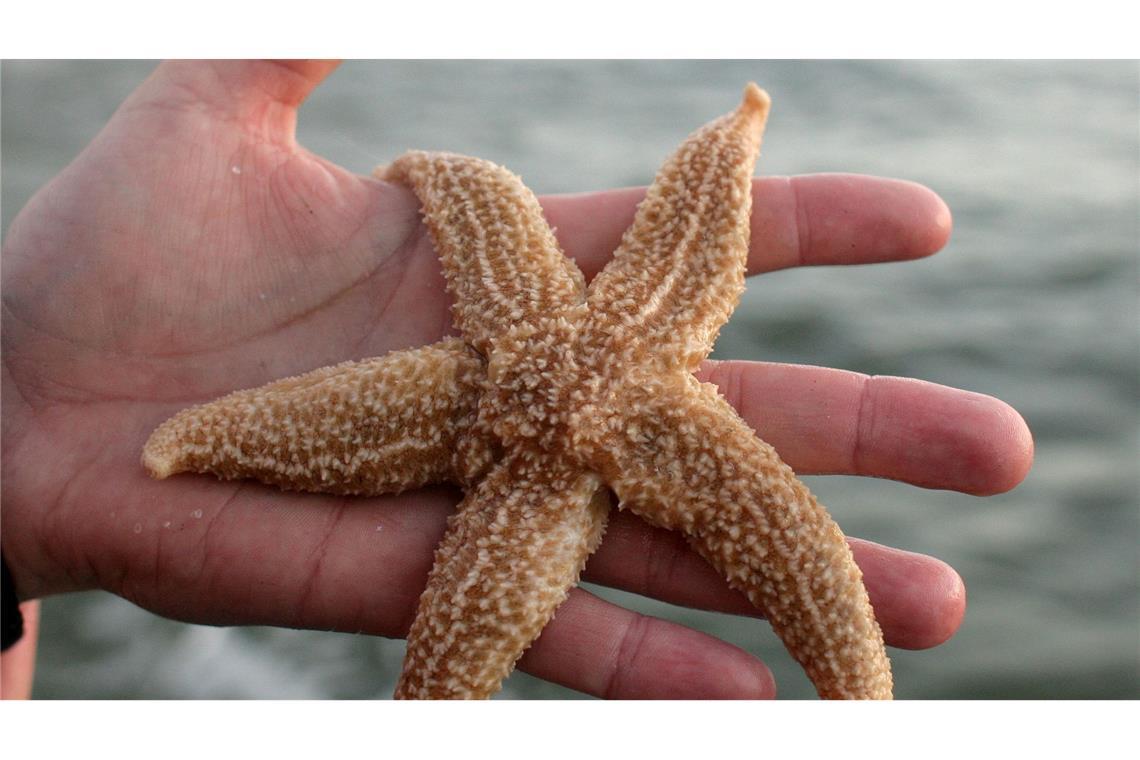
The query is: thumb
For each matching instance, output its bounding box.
[140,59,341,144]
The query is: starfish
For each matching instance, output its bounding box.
[142,83,893,699]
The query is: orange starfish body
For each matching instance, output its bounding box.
[142,84,893,699]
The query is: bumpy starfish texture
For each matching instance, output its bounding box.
[142,84,893,699]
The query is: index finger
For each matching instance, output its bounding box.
[543,173,952,279]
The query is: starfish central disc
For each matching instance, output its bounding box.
[482,315,593,455]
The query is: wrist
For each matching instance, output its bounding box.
[0,432,90,604]
[2,554,24,650]
[2,365,104,602]
[0,494,94,603]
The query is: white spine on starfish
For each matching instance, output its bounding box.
[377,153,587,358]
[396,453,609,699]
[142,338,493,495]
[587,373,893,699]
[582,83,768,375]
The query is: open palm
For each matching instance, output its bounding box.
[1,61,1032,698]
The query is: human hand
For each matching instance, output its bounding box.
[1,60,1032,698]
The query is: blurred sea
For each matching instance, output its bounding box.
[2,60,1137,699]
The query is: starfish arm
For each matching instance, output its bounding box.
[378,152,587,357]
[396,452,610,699]
[142,338,495,495]
[586,374,893,699]
[582,84,770,373]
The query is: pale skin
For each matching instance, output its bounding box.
[0,61,1033,698]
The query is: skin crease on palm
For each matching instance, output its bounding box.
[0,60,1033,699]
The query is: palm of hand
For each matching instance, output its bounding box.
[3,61,455,622]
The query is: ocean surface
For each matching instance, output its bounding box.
[2,60,1137,699]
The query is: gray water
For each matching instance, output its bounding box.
[2,60,1137,699]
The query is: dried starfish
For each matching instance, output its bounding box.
[142,84,893,699]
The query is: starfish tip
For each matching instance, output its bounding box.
[742,82,771,116]
[140,443,176,480]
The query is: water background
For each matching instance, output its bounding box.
[2,60,1137,699]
